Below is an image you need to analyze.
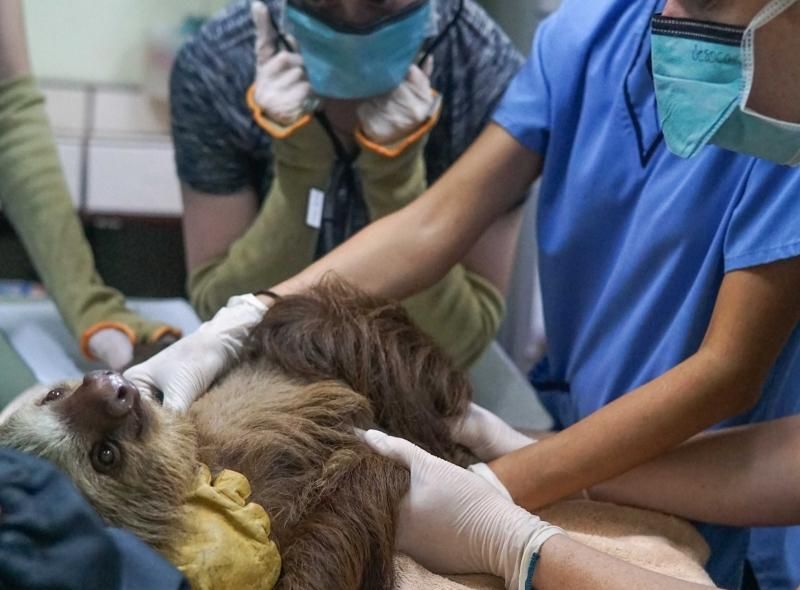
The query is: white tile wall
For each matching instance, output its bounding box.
[93,89,170,137]
[43,81,182,217]
[42,86,88,137]
[86,139,181,216]
[55,139,83,208]
[24,0,230,86]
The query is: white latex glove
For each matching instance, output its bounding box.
[87,328,134,371]
[363,429,564,589]
[468,462,513,500]
[124,294,268,413]
[453,402,537,462]
[251,1,315,125]
[356,59,440,145]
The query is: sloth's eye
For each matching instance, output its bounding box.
[43,389,65,404]
[91,441,121,473]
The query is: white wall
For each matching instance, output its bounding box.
[23,1,557,84]
[22,0,228,85]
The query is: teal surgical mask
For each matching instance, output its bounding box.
[284,0,432,99]
[651,0,800,166]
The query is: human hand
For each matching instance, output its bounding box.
[123,294,268,412]
[87,328,134,370]
[362,429,564,588]
[356,59,441,146]
[453,402,537,462]
[81,311,180,368]
[250,1,315,126]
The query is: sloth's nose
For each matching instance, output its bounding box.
[61,371,140,434]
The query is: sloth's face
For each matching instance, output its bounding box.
[0,371,198,553]
[0,371,160,473]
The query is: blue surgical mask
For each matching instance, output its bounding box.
[651,0,800,166]
[284,0,432,99]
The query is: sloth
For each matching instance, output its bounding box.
[0,280,474,590]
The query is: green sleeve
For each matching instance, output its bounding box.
[0,76,177,354]
[356,139,505,369]
[188,119,335,319]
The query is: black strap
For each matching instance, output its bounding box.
[314,111,354,164]
[254,289,283,300]
[651,13,744,46]
[418,0,464,65]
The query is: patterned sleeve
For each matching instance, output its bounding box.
[424,0,524,182]
[169,3,272,196]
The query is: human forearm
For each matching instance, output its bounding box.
[462,204,524,295]
[586,260,800,523]
[494,259,800,510]
[491,348,757,510]
[187,183,318,319]
[357,132,505,367]
[268,124,543,302]
[181,185,260,273]
[462,400,800,526]
[533,535,713,590]
[366,430,710,590]
[270,176,470,302]
[187,120,336,318]
[590,415,800,526]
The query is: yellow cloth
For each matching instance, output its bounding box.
[174,465,281,590]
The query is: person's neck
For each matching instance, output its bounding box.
[746,5,800,123]
[664,0,765,24]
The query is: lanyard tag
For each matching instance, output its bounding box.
[306,188,325,229]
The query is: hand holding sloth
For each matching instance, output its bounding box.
[124,294,268,412]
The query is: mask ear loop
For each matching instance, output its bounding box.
[269,8,295,53]
[313,111,362,257]
[417,0,463,66]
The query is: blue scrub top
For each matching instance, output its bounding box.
[492,0,800,587]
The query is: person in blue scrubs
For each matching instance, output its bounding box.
[129,0,800,587]
[488,0,800,586]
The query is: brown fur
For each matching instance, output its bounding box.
[194,280,473,589]
[0,279,474,589]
